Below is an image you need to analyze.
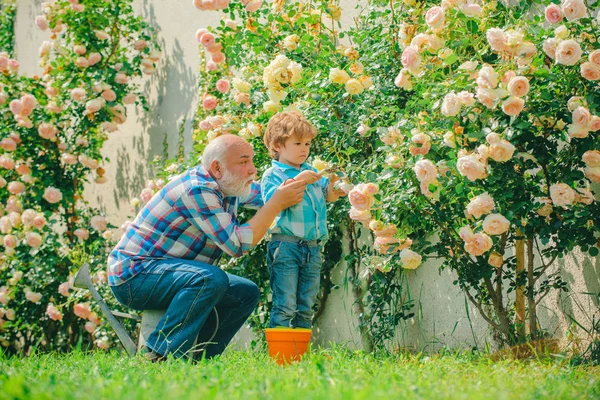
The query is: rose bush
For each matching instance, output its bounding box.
[0,0,159,354]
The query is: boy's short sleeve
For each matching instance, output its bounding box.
[261,169,285,203]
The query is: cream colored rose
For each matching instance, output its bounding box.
[555,39,582,66]
[549,183,576,207]
[232,78,251,93]
[349,207,372,226]
[486,28,506,52]
[590,50,600,66]
[464,232,493,256]
[467,192,495,219]
[568,123,589,138]
[441,92,461,116]
[457,91,475,106]
[262,100,281,113]
[413,159,438,183]
[289,61,303,84]
[345,78,364,95]
[543,38,559,59]
[477,65,499,89]
[567,96,585,112]
[582,150,600,167]
[584,166,600,183]
[350,62,364,75]
[507,76,529,97]
[561,0,587,21]
[489,139,515,162]
[400,249,422,270]
[267,88,288,103]
[580,62,600,81]
[482,213,510,235]
[282,34,300,51]
[329,68,350,84]
[476,88,499,109]
[502,96,525,117]
[457,155,486,181]
[554,25,569,40]
[394,69,413,90]
[576,188,595,205]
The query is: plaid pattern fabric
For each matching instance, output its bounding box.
[107,166,262,286]
[261,160,329,241]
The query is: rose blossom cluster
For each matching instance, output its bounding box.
[567,104,600,139]
[9,94,37,129]
[582,150,600,183]
[262,55,303,112]
[329,64,374,96]
[486,27,536,63]
[367,220,418,268]
[196,28,226,71]
[139,179,166,205]
[0,53,19,75]
[347,182,379,227]
[193,0,230,12]
[473,65,530,117]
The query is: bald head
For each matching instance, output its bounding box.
[201,134,252,172]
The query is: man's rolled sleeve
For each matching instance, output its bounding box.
[184,187,254,258]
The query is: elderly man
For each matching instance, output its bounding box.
[107,134,307,361]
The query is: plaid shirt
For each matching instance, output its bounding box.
[107,166,263,286]
[261,161,329,242]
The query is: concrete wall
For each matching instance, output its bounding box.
[14,0,599,353]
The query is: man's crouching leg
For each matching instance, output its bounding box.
[194,273,259,360]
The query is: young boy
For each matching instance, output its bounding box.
[261,111,346,329]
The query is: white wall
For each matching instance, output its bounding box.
[14,0,599,353]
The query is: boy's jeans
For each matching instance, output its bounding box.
[111,258,259,359]
[267,238,322,328]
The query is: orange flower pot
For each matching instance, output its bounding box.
[264,328,312,365]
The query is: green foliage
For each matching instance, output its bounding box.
[0,0,16,57]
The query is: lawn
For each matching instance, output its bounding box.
[1,347,598,399]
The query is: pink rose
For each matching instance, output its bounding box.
[507,76,529,97]
[0,138,16,152]
[211,51,225,64]
[91,216,108,231]
[409,133,431,156]
[3,235,17,248]
[7,181,25,195]
[74,228,89,241]
[25,289,42,303]
[477,66,499,89]
[401,46,421,72]
[38,123,57,140]
[115,73,128,84]
[460,3,483,17]
[95,339,109,350]
[467,193,495,219]
[413,159,438,183]
[457,155,486,181]
[374,236,401,254]
[425,6,445,31]
[58,281,72,297]
[545,5,563,24]
[555,39,582,66]
[580,62,600,81]
[348,186,375,211]
[202,94,218,110]
[476,88,499,109]
[234,92,251,106]
[70,88,86,102]
[46,102,63,113]
[348,207,372,226]
[206,61,218,71]
[550,183,576,207]
[245,0,262,12]
[585,167,600,183]
[482,213,510,235]
[102,90,117,102]
[43,187,63,204]
[583,150,600,167]
[46,303,63,321]
[123,93,137,104]
[502,96,525,117]
[457,91,475,106]
[75,57,89,68]
[364,183,379,195]
[140,188,154,203]
[394,69,413,90]
[590,50,600,66]
[74,45,86,55]
[5,309,15,320]
[85,321,97,333]
[133,40,148,50]
[464,232,493,256]
[196,28,209,42]
[88,312,101,325]
[561,0,587,21]
[95,30,110,40]
[488,252,504,268]
[572,107,591,126]
[74,303,91,319]
[9,99,23,116]
[216,79,230,94]
[35,15,49,30]
[200,32,216,48]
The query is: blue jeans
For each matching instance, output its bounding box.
[111,258,259,359]
[267,240,322,329]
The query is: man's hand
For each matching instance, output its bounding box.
[295,170,322,185]
[270,179,307,211]
[327,174,348,202]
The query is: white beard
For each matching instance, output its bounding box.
[218,169,254,198]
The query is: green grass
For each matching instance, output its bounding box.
[0,347,598,399]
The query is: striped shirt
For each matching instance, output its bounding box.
[261,161,329,242]
[107,166,262,286]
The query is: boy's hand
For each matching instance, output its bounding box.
[295,170,322,185]
[327,174,348,202]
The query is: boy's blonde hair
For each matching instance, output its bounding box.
[263,111,317,159]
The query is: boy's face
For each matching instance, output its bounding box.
[275,135,312,168]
